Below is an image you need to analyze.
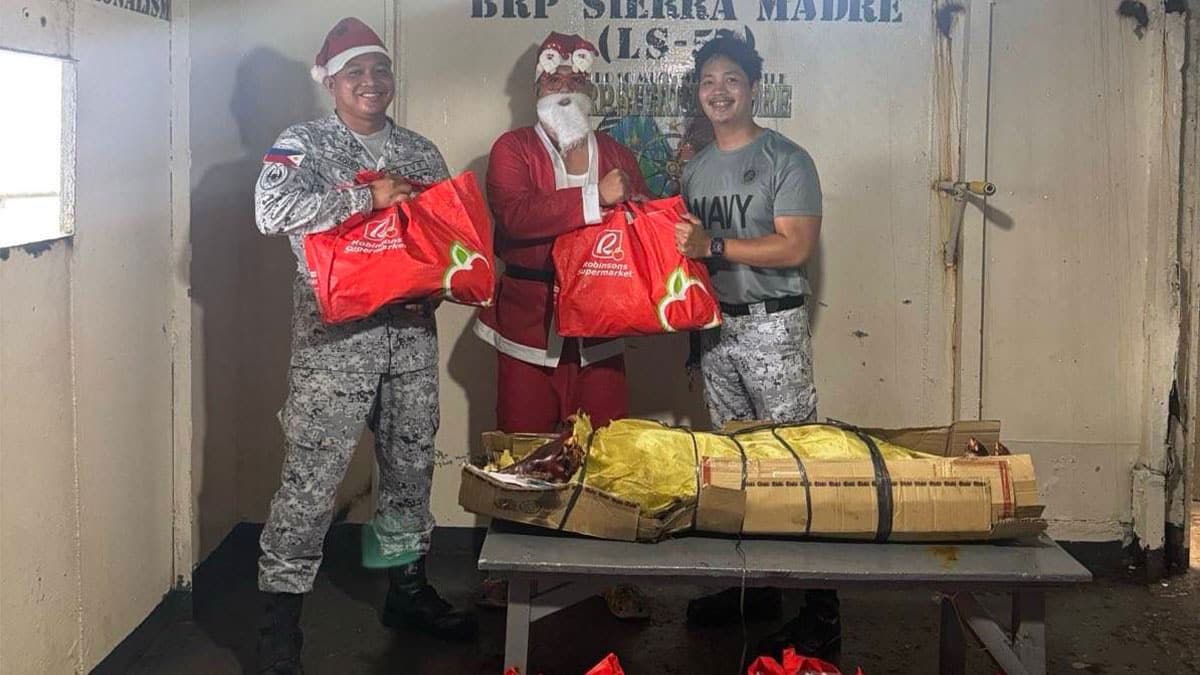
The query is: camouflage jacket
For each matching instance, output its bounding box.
[254,113,449,374]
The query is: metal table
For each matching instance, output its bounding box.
[478,521,1092,675]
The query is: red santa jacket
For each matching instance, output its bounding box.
[474,125,650,367]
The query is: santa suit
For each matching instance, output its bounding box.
[474,125,650,432]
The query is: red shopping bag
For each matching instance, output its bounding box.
[583,653,625,675]
[553,195,721,337]
[747,649,862,675]
[503,652,623,675]
[303,170,495,324]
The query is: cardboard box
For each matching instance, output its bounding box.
[696,454,1044,541]
[864,420,1002,458]
[460,430,689,541]
[459,421,1045,542]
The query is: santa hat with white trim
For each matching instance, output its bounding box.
[534,32,599,82]
[310,17,388,84]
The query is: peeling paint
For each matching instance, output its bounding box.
[22,240,55,258]
[1117,1,1150,39]
[1046,518,1133,543]
[1132,467,1167,561]
[933,0,966,421]
[0,239,60,261]
[935,2,964,39]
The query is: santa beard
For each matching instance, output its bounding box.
[537,92,592,152]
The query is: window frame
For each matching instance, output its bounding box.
[0,49,77,249]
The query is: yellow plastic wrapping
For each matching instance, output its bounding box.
[571,415,936,517]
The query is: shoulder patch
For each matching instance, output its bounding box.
[264,147,306,167]
[258,162,293,191]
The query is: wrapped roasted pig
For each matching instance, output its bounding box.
[470,415,1045,542]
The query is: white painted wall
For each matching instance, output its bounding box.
[979,0,1173,541]
[73,2,174,660]
[1,247,78,674]
[0,0,176,672]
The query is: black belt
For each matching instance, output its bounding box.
[720,295,805,317]
[504,264,555,283]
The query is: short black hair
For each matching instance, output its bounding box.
[694,36,763,84]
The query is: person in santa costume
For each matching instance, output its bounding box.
[472,32,652,619]
[253,17,475,674]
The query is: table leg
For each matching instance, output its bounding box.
[1012,591,1046,675]
[505,577,533,674]
[939,595,966,675]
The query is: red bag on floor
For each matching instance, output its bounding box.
[747,649,861,675]
[552,195,722,337]
[583,653,625,675]
[502,652,623,675]
[303,170,495,324]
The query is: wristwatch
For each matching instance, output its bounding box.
[709,237,726,258]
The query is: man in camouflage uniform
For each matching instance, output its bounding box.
[252,17,474,675]
[674,36,838,662]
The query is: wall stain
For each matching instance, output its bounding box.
[0,239,59,261]
[935,2,965,39]
[1117,1,1150,39]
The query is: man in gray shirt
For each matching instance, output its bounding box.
[674,36,838,662]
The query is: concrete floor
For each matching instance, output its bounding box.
[123,522,1200,675]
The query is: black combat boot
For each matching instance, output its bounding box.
[686,586,783,628]
[755,590,842,664]
[256,592,304,674]
[381,557,478,641]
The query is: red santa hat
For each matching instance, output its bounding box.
[311,17,388,84]
[536,33,599,78]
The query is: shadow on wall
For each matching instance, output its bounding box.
[188,48,317,557]
[807,237,826,334]
[459,42,541,182]
[445,43,542,454]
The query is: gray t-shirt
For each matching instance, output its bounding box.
[681,129,822,304]
[351,123,392,170]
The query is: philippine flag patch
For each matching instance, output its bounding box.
[263,147,306,167]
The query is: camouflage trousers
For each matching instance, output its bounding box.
[700,305,818,430]
[258,365,438,594]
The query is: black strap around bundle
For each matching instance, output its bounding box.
[555,420,895,542]
[768,427,813,537]
[504,264,555,283]
[753,421,895,542]
[557,428,596,531]
[851,429,895,542]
